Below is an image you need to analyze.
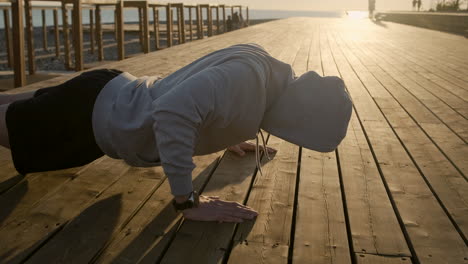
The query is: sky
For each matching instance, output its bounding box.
[173,0,446,11]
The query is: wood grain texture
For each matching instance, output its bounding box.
[326,24,468,264]
[331,29,468,238]
[159,151,260,264]
[94,153,221,264]
[338,114,411,257]
[228,137,299,264]
[356,253,412,264]
[293,149,352,264]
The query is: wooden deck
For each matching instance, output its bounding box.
[0,17,467,264]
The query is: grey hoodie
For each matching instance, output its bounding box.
[92,44,352,196]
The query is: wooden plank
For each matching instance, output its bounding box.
[41,9,48,52]
[292,25,351,264]
[153,7,160,50]
[188,7,193,41]
[228,137,299,264]
[159,151,260,264]
[356,254,412,264]
[95,5,104,60]
[326,24,468,264]
[142,4,150,53]
[293,149,352,264]
[0,147,22,194]
[339,114,411,256]
[207,6,213,37]
[331,31,468,238]
[166,4,173,47]
[321,25,410,257]
[72,0,84,71]
[10,0,25,87]
[359,38,468,119]
[0,167,82,228]
[0,157,132,263]
[216,6,220,35]
[176,7,182,44]
[24,0,35,74]
[350,39,468,141]
[93,153,221,263]
[196,5,202,39]
[89,8,94,54]
[138,7,144,51]
[62,4,71,69]
[116,1,125,60]
[3,8,13,68]
[25,165,165,263]
[380,36,468,90]
[53,9,60,57]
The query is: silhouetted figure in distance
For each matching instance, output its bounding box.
[233,12,240,30]
[417,0,422,11]
[368,0,376,18]
[412,0,417,11]
[227,15,233,32]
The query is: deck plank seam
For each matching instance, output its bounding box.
[335,148,358,264]
[361,37,468,119]
[325,26,422,264]
[152,153,225,263]
[222,135,269,264]
[343,34,468,144]
[88,173,170,263]
[330,27,468,247]
[336,31,468,180]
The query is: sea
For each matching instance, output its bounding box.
[0,9,345,29]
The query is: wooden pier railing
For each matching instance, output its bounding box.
[0,1,249,88]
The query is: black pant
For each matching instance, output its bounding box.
[6,69,122,175]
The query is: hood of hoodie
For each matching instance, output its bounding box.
[261,71,352,152]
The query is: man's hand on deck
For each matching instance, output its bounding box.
[227,141,277,157]
[182,195,258,223]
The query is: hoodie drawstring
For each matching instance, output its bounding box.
[255,130,271,175]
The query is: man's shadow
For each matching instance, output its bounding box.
[113,151,275,263]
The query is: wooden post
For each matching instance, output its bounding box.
[53,9,60,57]
[24,0,35,74]
[177,7,182,44]
[207,6,212,37]
[116,1,125,60]
[62,4,71,69]
[42,9,48,52]
[114,10,117,40]
[196,5,202,39]
[72,0,83,71]
[3,9,13,68]
[11,0,26,87]
[166,4,172,47]
[246,6,249,26]
[138,7,143,51]
[95,5,103,60]
[142,4,149,53]
[216,6,220,35]
[188,7,192,41]
[222,5,226,33]
[152,7,159,50]
[89,9,94,54]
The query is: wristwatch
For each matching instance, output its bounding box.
[172,191,200,211]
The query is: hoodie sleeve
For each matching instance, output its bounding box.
[152,67,219,196]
